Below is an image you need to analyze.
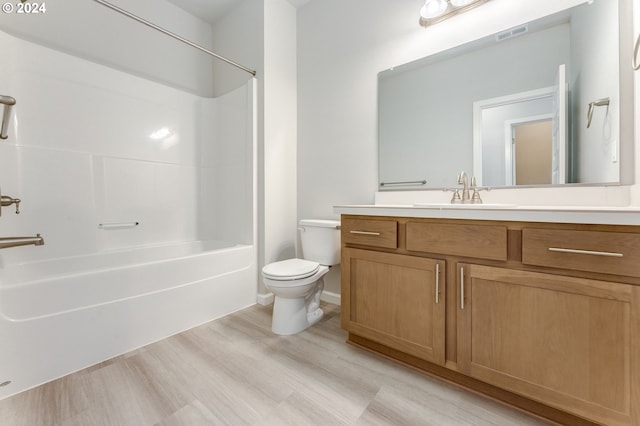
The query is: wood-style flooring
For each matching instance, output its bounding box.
[0,303,550,425]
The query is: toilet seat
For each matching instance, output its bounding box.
[262,258,320,281]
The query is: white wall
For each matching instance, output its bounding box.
[212,0,299,297]
[0,0,215,96]
[296,0,620,296]
[211,0,263,97]
[260,0,298,293]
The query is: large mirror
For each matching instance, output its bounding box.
[378,0,634,190]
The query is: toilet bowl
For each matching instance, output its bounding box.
[263,258,328,335]
[262,219,340,335]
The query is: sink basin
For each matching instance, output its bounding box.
[413,203,516,209]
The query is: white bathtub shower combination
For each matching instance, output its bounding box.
[0,32,257,398]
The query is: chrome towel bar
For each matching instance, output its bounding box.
[98,222,140,229]
[380,180,427,187]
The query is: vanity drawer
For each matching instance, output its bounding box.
[342,217,398,249]
[405,222,507,261]
[522,228,640,277]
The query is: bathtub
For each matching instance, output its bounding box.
[0,240,257,399]
[0,29,258,399]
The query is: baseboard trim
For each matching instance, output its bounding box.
[320,290,341,305]
[256,292,274,306]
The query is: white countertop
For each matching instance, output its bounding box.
[333,204,640,226]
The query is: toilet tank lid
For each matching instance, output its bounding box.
[299,219,340,229]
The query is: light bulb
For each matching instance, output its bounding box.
[420,0,448,19]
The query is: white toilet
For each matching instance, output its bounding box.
[262,219,341,335]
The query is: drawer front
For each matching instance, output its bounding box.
[406,222,507,261]
[522,228,640,277]
[342,217,398,249]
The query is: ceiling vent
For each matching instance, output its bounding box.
[495,24,528,42]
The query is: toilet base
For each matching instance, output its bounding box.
[271,296,324,335]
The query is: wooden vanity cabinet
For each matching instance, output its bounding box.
[458,263,635,426]
[341,248,445,364]
[341,215,640,426]
[341,217,446,364]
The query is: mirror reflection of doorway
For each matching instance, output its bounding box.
[473,64,566,186]
[510,119,553,185]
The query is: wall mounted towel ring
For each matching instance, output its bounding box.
[634,32,640,70]
[586,98,609,128]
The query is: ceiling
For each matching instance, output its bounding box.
[166,0,311,25]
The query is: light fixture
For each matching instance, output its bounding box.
[419,0,491,27]
[419,0,448,19]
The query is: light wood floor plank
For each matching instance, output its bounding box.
[0,303,550,425]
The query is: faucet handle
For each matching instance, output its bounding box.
[443,187,463,204]
[471,189,483,204]
[470,180,490,204]
[0,195,20,214]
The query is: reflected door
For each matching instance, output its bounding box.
[552,64,568,184]
[512,120,553,185]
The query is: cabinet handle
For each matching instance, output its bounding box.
[435,263,440,304]
[460,266,465,310]
[548,247,623,257]
[349,230,381,236]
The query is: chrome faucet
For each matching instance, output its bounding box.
[0,234,45,249]
[457,171,470,203]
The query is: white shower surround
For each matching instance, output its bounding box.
[0,32,257,399]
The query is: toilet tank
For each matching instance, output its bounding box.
[299,219,341,266]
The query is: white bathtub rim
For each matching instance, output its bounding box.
[0,261,254,323]
[0,241,251,289]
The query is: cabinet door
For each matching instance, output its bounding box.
[342,248,445,365]
[458,263,635,426]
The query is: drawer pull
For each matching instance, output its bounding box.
[548,247,623,258]
[349,230,381,236]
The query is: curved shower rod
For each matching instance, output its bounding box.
[92,0,256,76]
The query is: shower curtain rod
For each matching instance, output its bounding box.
[92,0,256,76]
